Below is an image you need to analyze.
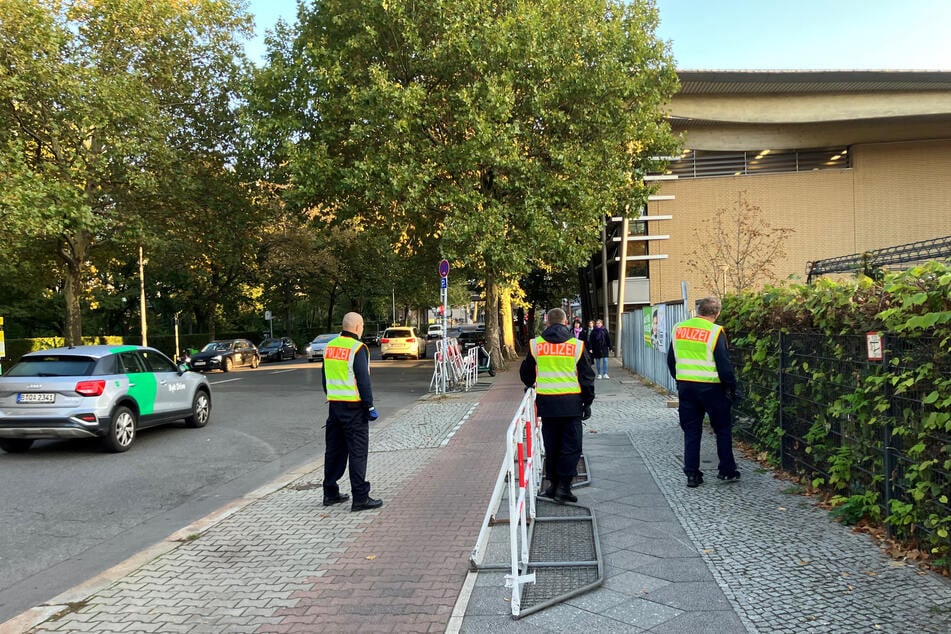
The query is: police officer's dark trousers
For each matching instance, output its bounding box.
[541,416,583,491]
[323,402,370,501]
[677,381,737,477]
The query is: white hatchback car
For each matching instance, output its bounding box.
[380,327,427,360]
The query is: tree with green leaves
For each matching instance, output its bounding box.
[261,0,679,365]
[0,0,253,343]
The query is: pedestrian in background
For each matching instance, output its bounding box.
[588,318,612,379]
[666,296,740,488]
[520,308,596,504]
[321,311,383,511]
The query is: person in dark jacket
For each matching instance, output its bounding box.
[588,318,612,379]
[520,308,596,503]
[321,311,382,511]
[667,297,740,488]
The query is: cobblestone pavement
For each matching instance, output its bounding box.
[591,382,951,634]
[6,360,951,633]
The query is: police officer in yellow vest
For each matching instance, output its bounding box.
[666,297,740,488]
[321,312,382,511]
[520,308,596,503]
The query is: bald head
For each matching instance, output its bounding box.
[342,312,364,336]
[547,308,567,325]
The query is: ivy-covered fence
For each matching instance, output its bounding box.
[722,262,951,570]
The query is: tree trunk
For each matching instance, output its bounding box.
[61,232,89,346]
[499,291,517,360]
[207,296,218,340]
[325,280,339,332]
[484,272,505,371]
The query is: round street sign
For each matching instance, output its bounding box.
[438,259,450,278]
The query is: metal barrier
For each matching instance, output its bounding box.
[430,337,471,393]
[469,387,543,617]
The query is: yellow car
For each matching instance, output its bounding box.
[380,327,427,360]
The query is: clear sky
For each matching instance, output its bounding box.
[244,0,951,71]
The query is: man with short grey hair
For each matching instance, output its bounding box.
[667,297,739,488]
[321,311,382,511]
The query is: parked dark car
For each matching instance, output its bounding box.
[456,329,486,352]
[189,339,260,372]
[362,332,380,346]
[258,337,297,362]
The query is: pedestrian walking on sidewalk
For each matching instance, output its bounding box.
[321,311,383,511]
[520,308,596,503]
[588,318,612,378]
[666,297,740,488]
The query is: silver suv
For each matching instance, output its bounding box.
[0,345,212,454]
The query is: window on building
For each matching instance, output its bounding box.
[664,147,850,178]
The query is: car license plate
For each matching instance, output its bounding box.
[193,360,206,366]
[17,392,55,403]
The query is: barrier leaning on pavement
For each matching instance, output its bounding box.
[469,387,544,617]
[431,336,474,393]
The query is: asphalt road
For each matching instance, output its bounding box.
[0,347,435,624]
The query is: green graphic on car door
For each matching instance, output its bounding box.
[117,350,159,415]
[127,372,158,415]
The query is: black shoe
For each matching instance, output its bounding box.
[717,471,741,482]
[323,493,350,506]
[351,496,383,512]
[539,487,555,498]
[553,486,578,504]
[686,473,704,488]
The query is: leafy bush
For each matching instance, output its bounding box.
[721,262,951,570]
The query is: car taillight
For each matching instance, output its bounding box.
[380,338,390,343]
[407,338,416,343]
[75,380,106,396]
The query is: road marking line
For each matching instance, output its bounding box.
[269,369,294,375]
[210,378,242,384]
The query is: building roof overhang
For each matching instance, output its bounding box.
[670,70,951,150]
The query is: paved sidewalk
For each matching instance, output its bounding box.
[4,359,951,633]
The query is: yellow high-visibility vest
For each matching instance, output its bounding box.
[324,336,365,401]
[531,337,583,395]
[672,317,723,383]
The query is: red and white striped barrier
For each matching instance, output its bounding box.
[469,387,543,617]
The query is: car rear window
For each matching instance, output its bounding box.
[6,356,98,377]
[384,329,413,338]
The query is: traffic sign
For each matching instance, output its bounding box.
[438,259,450,278]
[440,277,447,289]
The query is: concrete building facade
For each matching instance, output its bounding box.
[583,70,951,323]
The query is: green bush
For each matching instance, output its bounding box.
[721,262,951,570]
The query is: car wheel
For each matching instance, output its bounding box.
[307,357,314,363]
[223,357,233,372]
[0,439,34,453]
[185,390,211,428]
[251,355,260,369]
[101,405,136,453]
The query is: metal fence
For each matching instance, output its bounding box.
[622,316,950,559]
[619,302,687,394]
